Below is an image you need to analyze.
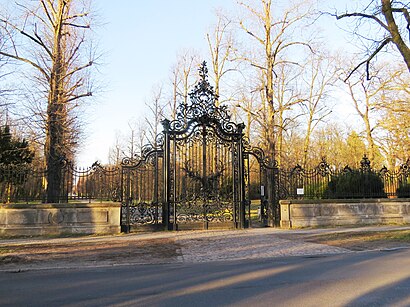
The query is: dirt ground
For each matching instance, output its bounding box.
[1,228,410,269]
[0,237,182,269]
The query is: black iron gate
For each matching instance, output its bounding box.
[243,145,281,227]
[163,92,246,229]
[121,62,279,231]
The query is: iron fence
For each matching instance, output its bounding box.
[0,161,121,204]
[1,155,409,205]
[278,156,410,200]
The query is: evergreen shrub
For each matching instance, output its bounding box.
[323,170,386,199]
[397,184,410,198]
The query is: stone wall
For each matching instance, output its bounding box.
[0,202,121,237]
[280,199,410,228]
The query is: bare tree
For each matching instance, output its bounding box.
[343,63,400,164]
[308,123,370,169]
[108,131,123,166]
[300,51,338,167]
[379,107,410,168]
[376,66,410,167]
[125,121,136,160]
[206,11,236,106]
[0,32,14,120]
[119,119,148,160]
[0,0,96,202]
[146,84,165,146]
[273,63,307,166]
[108,120,148,165]
[167,50,200,120]
[237,0,314,161]
[333,0,410,79]
[234,85,258,140]
[169,65,180,121]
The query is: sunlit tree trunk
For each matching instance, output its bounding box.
[0,0,95,202]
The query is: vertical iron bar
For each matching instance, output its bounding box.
[154,151,159,225]
[231,141,237,228]
[260,163,266,226]
[125,167,131,233]
[162,119,171,230]
[237,125,246,229]
[246,154,251,228]
[202,125,208,230]
[173,135,177,230]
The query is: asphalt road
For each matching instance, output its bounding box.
[1,249,410,307]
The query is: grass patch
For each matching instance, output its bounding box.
[313,230,410,242]
[366,230,410,242]
[304,230,410,251]
[0,248,13,255]
[249,200,261,220]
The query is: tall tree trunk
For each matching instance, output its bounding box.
[264,0,276,160]
[46,0,67,202]
[381,0,410,71]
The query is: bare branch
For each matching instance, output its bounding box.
[41,0,55,27]
[333,1,410,75]
[344,38,392,81]
[63,23,90,29]
[64,61,93,80]
[239,21,264,45]
[65,12,89,20]
[335,12,389,31]
[0,51,50,81]
[66,92,92,103]
[1,18,53,57]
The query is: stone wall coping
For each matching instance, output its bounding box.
[280,198,410,228]
[0,202,122,210]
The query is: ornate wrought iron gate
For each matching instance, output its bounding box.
[121,62,279,231]
[163,68,246,230]
[121,146,163,232]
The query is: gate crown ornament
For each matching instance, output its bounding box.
[169,61,242,136]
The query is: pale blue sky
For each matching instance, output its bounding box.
[80,0,241,165]
[79,0,357,165]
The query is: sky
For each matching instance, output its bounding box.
[78,0,241,165]
[0,0,355,166]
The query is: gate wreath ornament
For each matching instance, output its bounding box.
[121,62,279,232]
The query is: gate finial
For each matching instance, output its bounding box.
[199,61,208,81]
[186,61,217,115]
[168,60,242,135]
